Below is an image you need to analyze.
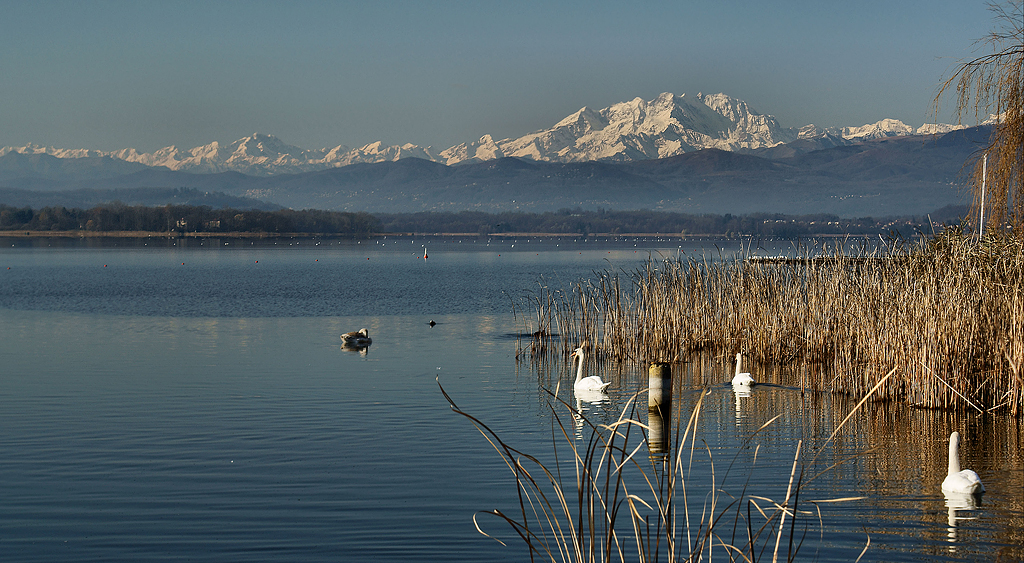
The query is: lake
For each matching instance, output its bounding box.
[0,235,1020,562]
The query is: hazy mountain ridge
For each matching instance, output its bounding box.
[1,92,967,176]
[0,125,989,218]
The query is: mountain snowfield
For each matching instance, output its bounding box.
[1,92,966,176]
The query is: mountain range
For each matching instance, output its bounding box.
[0,92,989,217]
[1,92,968,176]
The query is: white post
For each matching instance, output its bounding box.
[979,154,987,241]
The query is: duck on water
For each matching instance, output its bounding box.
[341,329,372,347]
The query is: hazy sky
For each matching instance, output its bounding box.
[0,0,1000,153]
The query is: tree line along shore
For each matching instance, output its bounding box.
[0,203,968,238]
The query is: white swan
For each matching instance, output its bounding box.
[341,328,372,346]
[942,431,984,495]
[571,345,611,392]
[731,352,755,387]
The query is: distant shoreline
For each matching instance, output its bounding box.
[0,230,879,240]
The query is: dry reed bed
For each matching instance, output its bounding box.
[521,233,1024,416]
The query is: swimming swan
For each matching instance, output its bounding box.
[941,431,984,495]
[731,352,755,387]
[341,328,372,346]
[571,345,611,392]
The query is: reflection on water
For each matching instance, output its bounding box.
[340,342,370,356]
[572,391,608,440]
[944,491,982,548]
[0,240,1021,563]
[733,386,751,427]
[647,363,672,456]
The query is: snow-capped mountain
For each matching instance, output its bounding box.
[438,92,797,164]
[0,92,964,175]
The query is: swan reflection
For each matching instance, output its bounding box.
[944,490,982,547]
[733,384,752,427]
[572,389,608,440]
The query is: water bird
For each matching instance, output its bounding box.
[731,352,755,387]
[571,344,611,392]
[428,320,436,327]
[341,328,372,347]
[942,431,984,495]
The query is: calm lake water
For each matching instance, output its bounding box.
[0,235,1020,562]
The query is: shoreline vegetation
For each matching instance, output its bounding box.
[0,203,967,239]
[521,229,1024,417]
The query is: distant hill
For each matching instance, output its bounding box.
[0,187,281,211]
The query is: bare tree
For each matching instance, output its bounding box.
[936,1,1024,235]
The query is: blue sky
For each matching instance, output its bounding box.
[0,0,998,153]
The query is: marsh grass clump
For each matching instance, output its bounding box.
[519,232,1024,416]
[439,373,882,563]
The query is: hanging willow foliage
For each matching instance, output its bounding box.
[936,1,1024,234]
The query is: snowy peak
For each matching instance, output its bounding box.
[439,135,506,164]
[842,118,915,140]
[553,107,608,135]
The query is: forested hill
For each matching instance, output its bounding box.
[0,203,968,238]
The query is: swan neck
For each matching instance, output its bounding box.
[948,437,961,475]
[574,351,585,384]
[735,354,742,375]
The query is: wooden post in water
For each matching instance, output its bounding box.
[648,362,672,454]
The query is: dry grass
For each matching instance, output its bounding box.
[518,231,1024,416]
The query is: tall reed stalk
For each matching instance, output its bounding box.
[519,231,1024,416]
